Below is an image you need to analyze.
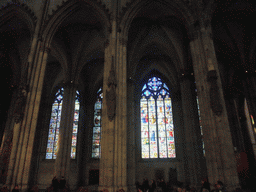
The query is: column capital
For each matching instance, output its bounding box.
[188,19,213,41]
[200,20,213,40]
[188,21,201,41]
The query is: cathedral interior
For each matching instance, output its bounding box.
[0,0,256,192]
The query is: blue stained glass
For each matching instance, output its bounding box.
[163,83,169,90]
[158,89,166,96]
[142,84,147,91]
[144,90,151,96]
[56,94,63,101]
[148,77,162,91]
[141,77,175,159]
[196,92,205,156]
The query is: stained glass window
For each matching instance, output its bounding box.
[141,77,175,159]
[71,90,80,159]
[46,88,64,159]
[92,88,103,158]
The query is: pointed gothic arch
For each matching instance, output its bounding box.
[42,0,111,48]
[119,0,192,41]
[0,3,36,35]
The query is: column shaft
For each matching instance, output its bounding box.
[54,85,76,182]
[189,23,240,191]
[6,44,49,191]
[180,75,206,187]
[99,22,127,192]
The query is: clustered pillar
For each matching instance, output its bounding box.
[5,44,50,192]
[189,20,240,191]
[179,71,207,187]
[99,18,128,192]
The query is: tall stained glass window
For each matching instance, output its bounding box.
[46,88,64,159]
[195,88,205,156]
[140,77,176,159]
[71,90,80,159]
[92,88,103,158]
[46,88,80,159]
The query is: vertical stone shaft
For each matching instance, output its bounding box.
[6,44,50,191]
[99,21,115,192]
[54,85,76,181]
[189,22,240,191]
[180,74,206,186]
[114,33,127,191]
[99,20,127,192]
[2,0,50,190]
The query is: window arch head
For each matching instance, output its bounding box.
[140,77,176,159]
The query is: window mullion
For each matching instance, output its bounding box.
[155,96,159,159]
[164,95,167,158]
[147,98,150,158]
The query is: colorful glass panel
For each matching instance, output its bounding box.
[92,88,103,158]
[71,91,80,159]
[196,93,205,156]
[46,88,64,159]
[140,77,175,159]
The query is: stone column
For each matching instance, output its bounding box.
[179,70,207,187]
[0,1,50,190]
[54,83,77,182]
[114,34,127,191]
[244,76,256,156]
[5,44,50,192]
[99,19,116,192]
[126,77,136,192]
[189,20,240,191]
[99,19,127,192]
[171,90,186,183]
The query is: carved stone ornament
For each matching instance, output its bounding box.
[106,56,117,121]
[207,70,223,116]
[13,84,29,123]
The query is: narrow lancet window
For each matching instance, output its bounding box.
[46,88,64,159]
[71,90,80,159]
[92,88,103,158]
